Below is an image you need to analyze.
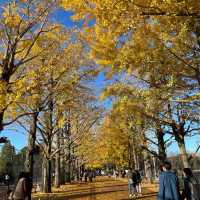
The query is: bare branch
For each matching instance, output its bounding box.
[3,111,39,127]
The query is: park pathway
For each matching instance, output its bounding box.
[32,177,158,200]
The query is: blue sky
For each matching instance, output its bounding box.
[51,9,84,28]
[167,135,200,155]
[1,8,200,156]
[1,126,27,152]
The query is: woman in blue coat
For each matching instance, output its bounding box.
[158,161,181,200]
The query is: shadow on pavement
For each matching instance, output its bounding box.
[52,183,127,194]
[33,188,127,200]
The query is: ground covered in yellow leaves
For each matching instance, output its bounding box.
[32,177,158,200]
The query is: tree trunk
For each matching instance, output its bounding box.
[136,155,140,170]
[42,157,48,193]
[133,147,138,170]
[54,131,60,188]
[66,149,71,183]
[156,126,167,163]
[60,130,66,184]
[76,159,80,181]
[128,138,134,169]
[60,157,66,184]
[42,155,52,193]
[65,122,71,183]
[178,139,190,168]
[172,121,190,168]
[0,111,4,132]
[25,113,38,200]
[0,70,10,132]
[152,156,157,178]
[47,158,52,193]
[143,151,153,183]
[44,95,53,192]
[141,129,153,182]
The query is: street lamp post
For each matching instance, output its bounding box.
[5,174,10,192]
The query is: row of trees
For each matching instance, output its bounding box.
[61,0,200,172]
[0,0,102,197]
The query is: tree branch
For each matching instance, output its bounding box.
[3,111,39,127]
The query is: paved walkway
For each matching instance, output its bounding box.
[33,177,158,200]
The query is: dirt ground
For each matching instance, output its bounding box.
[32,177,158,200]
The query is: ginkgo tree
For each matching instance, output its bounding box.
[95,96,139,167]
[0,0,59,141]
[11,21,96,192]
[100,73,200,168]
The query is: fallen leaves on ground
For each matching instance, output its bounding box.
[32,177,158,200]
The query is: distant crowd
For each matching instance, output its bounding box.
[80,169,96,183]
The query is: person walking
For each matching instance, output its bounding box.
[127,169,137,199]
[113,170,117,180]
[181,168,200,200]
[92,170,96,180]
[135,170,142,197]
[158,161,181,200]
[88,170,93,182]
[80,171,83,182]
[84,170,88,183]
[12,172,31,200]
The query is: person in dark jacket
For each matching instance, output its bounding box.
[158,161,181,200]
[84,170,88,183]
[88,170,93,182]
[127,169,138,198]
[135,170,142,196]
[181,168,200,200]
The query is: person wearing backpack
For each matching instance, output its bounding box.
[135,170,142,197]
[127,169,137,198]
[181,168,200,200]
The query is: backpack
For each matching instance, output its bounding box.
[131,171,138,184]
[136,171,142,183]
